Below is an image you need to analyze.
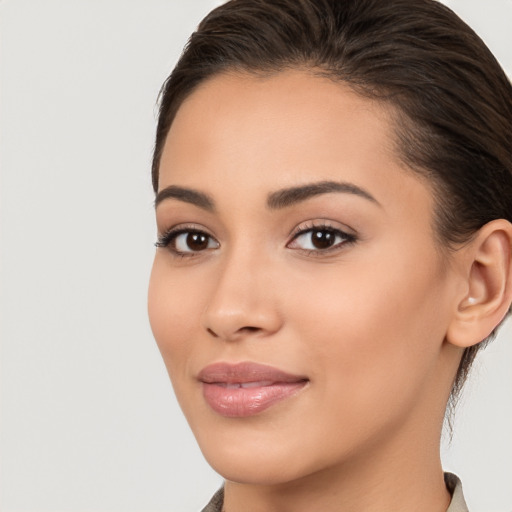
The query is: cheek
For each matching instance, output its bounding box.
[147,256,203,374]
[285,244,450,414]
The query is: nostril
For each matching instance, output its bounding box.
[241,326,260,333]
[206,325,260,339]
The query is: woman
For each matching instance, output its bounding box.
[147,0,512,510]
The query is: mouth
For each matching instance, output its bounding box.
[198,362,309,418]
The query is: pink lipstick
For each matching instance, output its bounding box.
[198,362,308,417]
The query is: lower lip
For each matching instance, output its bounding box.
[202,381,307,418]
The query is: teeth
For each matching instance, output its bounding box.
[240,380,274,389]
[220,381,274,389]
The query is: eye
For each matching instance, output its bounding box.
[288,225,356,253]
[156,228,220,255]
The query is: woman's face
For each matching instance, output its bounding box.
[148,71,462,484]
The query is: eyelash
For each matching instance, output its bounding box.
[288,222,357,255]
[155,224,218,257]
[155,222,357,258]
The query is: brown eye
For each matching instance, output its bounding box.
[310,229,337,249]
[155,229,220,254]
[288,226,355,253]
[185,232,209,251]
[173,231,219,253]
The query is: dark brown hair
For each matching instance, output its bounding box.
[152,0,512,405]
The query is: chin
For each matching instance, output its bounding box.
[191,421,303,484]
[204,448,310,486]
[191,419,345,487]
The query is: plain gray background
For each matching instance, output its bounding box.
[1,1,511,511]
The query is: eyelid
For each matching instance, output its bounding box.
[155,220,356,257]
[155,223,219,254]
[288,219,356,240]
[286,220,357,253]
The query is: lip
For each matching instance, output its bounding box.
[198,362,308,418]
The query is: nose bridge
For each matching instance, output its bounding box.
[202,241,281,340]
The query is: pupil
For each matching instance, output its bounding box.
[187,232,208,250]
[312,230,334,249]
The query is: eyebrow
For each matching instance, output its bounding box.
[267,180,380,209]
[155,185,215,211]
[154,180,380,211]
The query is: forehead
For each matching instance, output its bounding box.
[159,70,431,217]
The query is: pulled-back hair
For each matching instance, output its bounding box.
[152,0,512,406]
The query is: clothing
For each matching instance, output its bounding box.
[202,487,224,512]
[445,473,469,512]
[201,473,469,512]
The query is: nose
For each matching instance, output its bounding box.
[201,252,283,342]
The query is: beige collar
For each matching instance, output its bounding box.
[445,473,469,512]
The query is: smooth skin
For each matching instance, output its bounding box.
[148,70,512,512]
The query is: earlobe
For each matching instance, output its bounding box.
[447,219,512,348]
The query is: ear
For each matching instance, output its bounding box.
[446,219,512,348]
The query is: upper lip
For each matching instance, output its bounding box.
[198,362,308,384]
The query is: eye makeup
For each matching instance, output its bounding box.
[287,220,357,255]
[155,224,219,257]
[155,218,358,260]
